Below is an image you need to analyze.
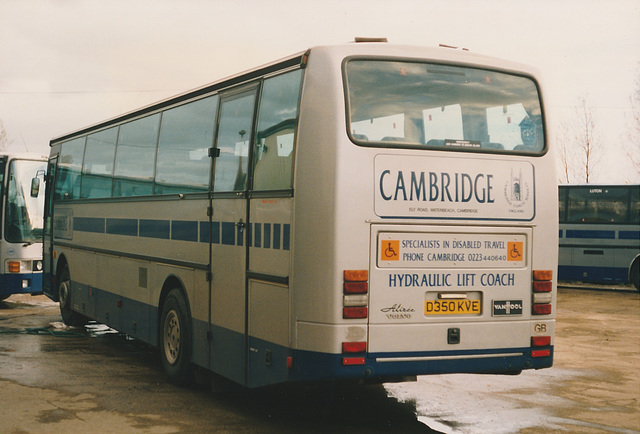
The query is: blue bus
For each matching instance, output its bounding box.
[558,184,640,290]
[0,153,46,301]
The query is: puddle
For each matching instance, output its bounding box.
[386,369,580,433]
[0,294,58,309]
[85,322,122,337]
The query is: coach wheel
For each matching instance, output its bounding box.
[58,265,86,327]
[631,258,640,291]
[58,266,73,324]
[160,288,193,385]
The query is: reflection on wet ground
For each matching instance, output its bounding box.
[0,294,57,309]
[85,322,123,337]
[219,381,434,433]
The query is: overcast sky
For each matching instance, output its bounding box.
[1,0,639,183]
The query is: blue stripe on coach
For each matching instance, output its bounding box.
[140,219,170,239]
[565,229,615,239]
[73,217,290,251]
[74,217,105,233]
[619,230,640,240]
[172,220,198,242]
[106,218,138,236]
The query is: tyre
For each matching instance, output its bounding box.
[58,265,86,326]
[160,288,193,385]
[630,258,640,291]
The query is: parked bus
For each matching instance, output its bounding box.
[43,41,557,388]
[558,184,640,290]
[0,153,46,301]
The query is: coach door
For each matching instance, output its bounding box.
[42,156,57,297]
[208,87,257,384]
[246,69,301,387]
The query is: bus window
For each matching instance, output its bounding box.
[558,185,568,223]
[155,95,218,195]
[4,159,46,243]
[423,105,464,144]
[567,187,629,223]
[0,157,5,238]
[55,137,86,200]
[486,104,535,150]
[346,60,544,153]
[113,114,160,197]
[350,113,406,142]
[253,69,302,191]
[213,91,256,193]
[630,187,640,225]
[81,127,118,199]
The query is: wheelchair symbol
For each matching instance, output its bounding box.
[507,241,523,261]
[381,240,400,261]
[384,242,397,258]
[510,244,520,259]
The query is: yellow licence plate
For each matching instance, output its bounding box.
[425,299,481,315]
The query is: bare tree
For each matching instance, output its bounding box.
[570,97,601,184]
[0,119,12,152]
[557,120,575,184]
[624,69,640,176]
[557,97,602,184]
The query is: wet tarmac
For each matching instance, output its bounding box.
[0,294,431,433]
[1,285,639,433]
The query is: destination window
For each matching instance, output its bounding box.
[567,187,633,224]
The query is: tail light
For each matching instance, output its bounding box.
[532,270,553,315]
[342,270,368,365]
[342,334,366,366]
[532,304,552,315]
[343,270,368,319]
[342,339,367,366]
[342,341,367,353]
[531,270,552,357]
[342,356,366,366]
[343,307,368,319]
[531,349,551,358]
[531,336,551,346]
[531,335,552,357]
[531,328,552,358]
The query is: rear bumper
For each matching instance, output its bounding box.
[289,346,553,382]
